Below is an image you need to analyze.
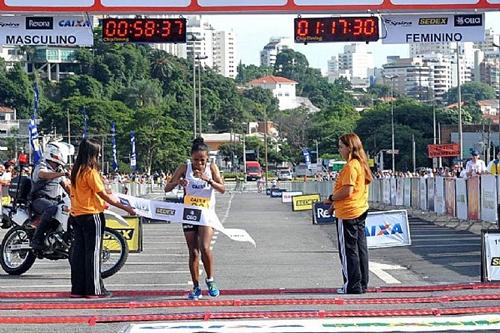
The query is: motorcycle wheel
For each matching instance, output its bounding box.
[101,227,129,279]
[0,226,36,275]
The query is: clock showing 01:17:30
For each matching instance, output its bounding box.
[294,17,379,43]
[102,18,187,43]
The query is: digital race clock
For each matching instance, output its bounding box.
[102,18,186,43]
[294,17,379,43]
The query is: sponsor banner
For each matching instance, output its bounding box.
[2,0,498,13]
[411,178,419,209]
[105,216,141,252]
[456,178,468,220]
[403,178,411,207]
[419,178,427,211]
[382,178,390,204]
[281,191,303,203]
[482,230,500,282]
[467,176,480,220]
[292,193,321,211]
[0,15,93,46]
[390,178,397,206]
[427,177,434,212]
[445,178,456,217]
[435,177,446,214]
[366,210,411,248]
[382,14,485,44]
[427,144,460,158]
[312,202,334,224]
[481,175,497,223]
[116,194,256,246]
[270,188,286,198]
[396,178,404,206]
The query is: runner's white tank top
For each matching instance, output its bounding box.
[184,162,215,209]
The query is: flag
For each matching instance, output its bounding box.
[81,106,88,139]
[111,122,118,172]
[130,131,137,171]
[29,82,42,165]
[302,148,311,170]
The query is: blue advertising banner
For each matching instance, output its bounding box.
[302,148,311,170]
[312,202,335,224]
[111,122,118,171]
[130,131,137,171]
[29,82,42,165]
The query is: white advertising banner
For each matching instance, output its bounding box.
[0,15,93,46]
[403,178,411,207]
[383,179,390,204]
[455,178,468,220]
[390,178,397,205]
[116,194,256,246]
[434,177,446,214]
[427,177,434,212]
[419,177,427,211]
[382,13,485,44]
[281,191,303,203]
[481,175,497,223]
[366,210,411,248]
[484,232,500,282]
[396,178,404,206]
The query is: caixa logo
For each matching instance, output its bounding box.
[454,14,482,27]
[58,19,91,28]
[183,208,201,222]
[365,223,403,237]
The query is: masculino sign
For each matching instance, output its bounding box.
[382,14,484,44]
[0,15,93,46]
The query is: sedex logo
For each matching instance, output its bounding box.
[26,17,53,30]
[183,208,201,222]
[492,257,500,266]
[365,223,403,237]
[454,14,482,27]
[156,207,176,216]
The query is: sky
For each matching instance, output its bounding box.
[207,12,500,74]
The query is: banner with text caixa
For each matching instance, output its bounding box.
[0,15,93,46]
[382,14,485,44]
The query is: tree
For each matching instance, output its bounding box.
[235,63,273,84]
[443,82,496,105]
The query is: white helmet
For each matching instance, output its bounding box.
[44,142,75,166]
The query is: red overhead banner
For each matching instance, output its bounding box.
[427,143,461,158]
[0,0,498,13]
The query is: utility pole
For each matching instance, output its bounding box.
[456,43,463,161]
[433,102,437,168]
[242,132,246,181]
[191,35,197,139]
[412,134,416,173]
[198,59,202,136]
[67,109,71,146]
[264,112,269,189]
[438,122,442,168]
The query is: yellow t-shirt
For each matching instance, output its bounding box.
[333,159,369,219]
[70,168,105,216]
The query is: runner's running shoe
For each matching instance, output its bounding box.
[206,279,220,297]
[187,286,202,300]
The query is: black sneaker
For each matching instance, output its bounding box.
[85,290,112,299]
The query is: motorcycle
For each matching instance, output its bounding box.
[0,175,129,278]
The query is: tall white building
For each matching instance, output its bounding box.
[260,37,293,67]
[327,43,374,89]
[187,16,214,68]
[383,57,432,101]
[213,30,237,79]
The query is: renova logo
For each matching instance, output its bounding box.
[454,14,482,27]
[58,19,91,28]
[383,18,412,27]
[26,17,53,30]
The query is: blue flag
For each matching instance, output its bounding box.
[29,83,42,165]
[81,107,88,139]
[130,131,137,171]
[302,148,311,170]
[111,122,118,172]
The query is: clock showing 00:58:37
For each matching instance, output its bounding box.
[294,17,379,43]
[102,18,187,43]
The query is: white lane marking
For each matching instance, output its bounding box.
[8,270,190,275]
[369,261,406,284]
[129,253,188,257]
[0,283,186,289]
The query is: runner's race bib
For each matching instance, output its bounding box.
[184,195,210,208]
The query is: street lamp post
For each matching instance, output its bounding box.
[385,74,398,174]
[456,43,463,160]
[493,39,500,151]
[196,55,208,136]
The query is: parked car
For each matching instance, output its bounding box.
[245,161,262,181]
[277,169,293,181]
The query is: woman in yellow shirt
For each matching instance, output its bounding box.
[69,139,135,299]
[325,133,372,294]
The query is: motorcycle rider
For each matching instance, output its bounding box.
[30,142,73,250]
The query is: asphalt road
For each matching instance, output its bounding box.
[0,184,496,332]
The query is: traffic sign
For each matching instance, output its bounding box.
[385,149,399,154]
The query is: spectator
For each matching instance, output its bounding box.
[465,151,487,178]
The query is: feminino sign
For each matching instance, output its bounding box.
[382,14,485,44]
[0,15,93,46]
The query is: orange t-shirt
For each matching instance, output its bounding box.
[70,168,105,216]
[333,159,369,219]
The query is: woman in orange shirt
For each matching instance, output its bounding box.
[324,133,372,294]
[69,139,135,299]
